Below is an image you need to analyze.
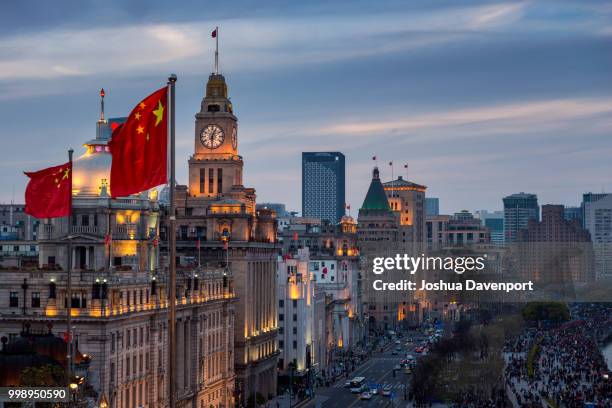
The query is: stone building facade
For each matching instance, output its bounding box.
[0,98,236,408]
[166,71,279,405]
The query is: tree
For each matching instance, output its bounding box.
[521,302,569,323]
[20,364,65,386]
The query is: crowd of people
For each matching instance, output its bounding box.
[504,303,612,408]
[449,385,507,408]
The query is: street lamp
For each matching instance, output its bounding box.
[69,382,78,402]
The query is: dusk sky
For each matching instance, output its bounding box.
[1,0,611,214]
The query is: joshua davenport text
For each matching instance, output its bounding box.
[373,279,534,293]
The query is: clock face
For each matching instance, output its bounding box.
[200,125,224,149]
[231,127,237,150]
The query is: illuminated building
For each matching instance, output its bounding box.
[0,94,236,408]
[276,248,326,376]
[278,215,363,365]
[357,167,400,331]
[169,69,278,405]
[383,175,426,248]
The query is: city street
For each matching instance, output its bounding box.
[303,342,416,408]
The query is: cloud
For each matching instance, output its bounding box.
[0,3,535,84]
[467,2,527,29]
[315,97,612,139]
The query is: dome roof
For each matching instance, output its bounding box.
[72,146,111,196]
[72,116,126,197]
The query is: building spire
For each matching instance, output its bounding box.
[212,26,219,74]
[98,88,105,123]
[95,88,107,141]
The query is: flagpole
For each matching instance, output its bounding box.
[215,26,219,74]
[167,73,177,408]
[390,161,394,197]
[66,148,74,385]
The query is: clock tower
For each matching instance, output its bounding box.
[174,62,280,404]
[188,73,242,197]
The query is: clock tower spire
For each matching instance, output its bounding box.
[188,70,242,197]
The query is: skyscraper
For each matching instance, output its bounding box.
[425,197,439,216]
[302,152,345,223]
[582,193,612,280]
[503,192,539,243]
[564,206,581,223]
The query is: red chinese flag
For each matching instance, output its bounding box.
[24,162,72,218]
[211,28,217,38]
[109,87,168,198]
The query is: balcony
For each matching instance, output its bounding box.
[113,224,139,240]
[71,225,99,234]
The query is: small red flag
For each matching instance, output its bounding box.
[24,162,72,218]
[104,234,111,246]
[109,87,168,198]
[223,240,228,250]
[293,232,298,241]
[197,238,201,249]
[211,28,217,38]
[153,236,159,247]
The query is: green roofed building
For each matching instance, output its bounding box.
[359,167,391,213]
[357,167,400,331]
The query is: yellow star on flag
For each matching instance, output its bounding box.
[139,102,146,109]
[135,112,141,120]
[137,125,145,134]
[153,100,164,126]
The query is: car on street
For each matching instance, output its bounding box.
[351,384,368,393]
[360,391,372,400]
[370,387,378,395]
[382,385,392,396]
[344,381,352,388]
